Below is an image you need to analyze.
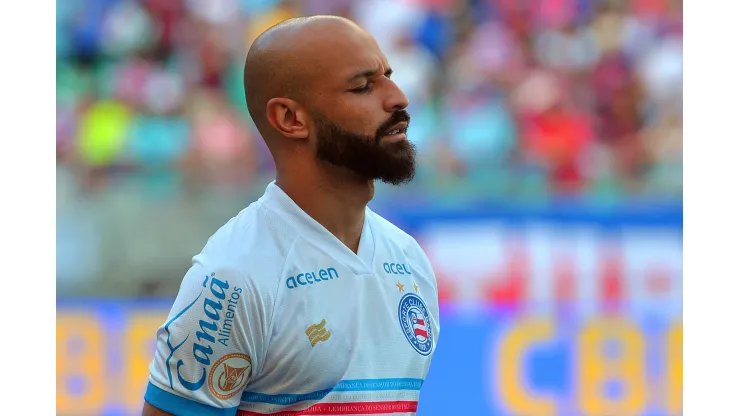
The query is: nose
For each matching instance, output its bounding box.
[383,79,409,113]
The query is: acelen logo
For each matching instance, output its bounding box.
[384,262,412,275]
[285,267,340,289]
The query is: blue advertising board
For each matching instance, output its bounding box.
[57,301,681,416]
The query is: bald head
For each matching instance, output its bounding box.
[243,16,370,139]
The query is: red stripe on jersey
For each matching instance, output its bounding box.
[414,328,428,338]
[237,400,418,415]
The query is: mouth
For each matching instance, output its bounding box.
[382,121,409,138]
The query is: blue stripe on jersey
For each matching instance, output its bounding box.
[145,382,239,416]
[241,378,424,405]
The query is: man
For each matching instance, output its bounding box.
[143,15,440,416]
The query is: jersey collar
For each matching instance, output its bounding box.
[259,181,376,275]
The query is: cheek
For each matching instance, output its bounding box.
[336,98,385,134]
[361,118,381,136]
[340,114,380,136]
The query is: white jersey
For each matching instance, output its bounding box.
[146,182,440,416]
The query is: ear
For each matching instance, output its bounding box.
[265,98,309,140]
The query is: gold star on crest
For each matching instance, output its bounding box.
[396,281,405,292]
[413,282,419,293]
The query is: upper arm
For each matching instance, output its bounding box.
[144,254,274,416]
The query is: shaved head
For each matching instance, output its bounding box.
[243,15,416,185]
[244,16,365,135]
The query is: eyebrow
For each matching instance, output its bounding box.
[347,67,393,83]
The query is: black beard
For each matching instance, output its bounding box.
[313,109,416,186]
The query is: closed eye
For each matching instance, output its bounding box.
[346,66,392,93]
[350,83,373,94]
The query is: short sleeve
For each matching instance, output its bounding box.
[145,254,269,416]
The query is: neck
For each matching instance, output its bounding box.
[276,165,374,254]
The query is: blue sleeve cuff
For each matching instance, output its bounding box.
[145,382,239,416]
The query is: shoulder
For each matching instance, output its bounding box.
[193,201,299,291]
[367,209,434,275]
[368,209,426,256]
[368,209,440,323]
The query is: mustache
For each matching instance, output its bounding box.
[376,110,411,141]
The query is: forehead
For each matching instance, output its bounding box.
[304,28,388,87]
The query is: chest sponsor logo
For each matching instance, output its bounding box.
[286,267,340,289]
[384,262,412,275]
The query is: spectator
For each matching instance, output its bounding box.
[54,0,682,298]
[181,88,259,191]
[54,0,681,200]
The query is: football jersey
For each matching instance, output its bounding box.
[146,181,440,416]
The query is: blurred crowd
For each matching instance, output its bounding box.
[57,0,683,204]
[56,0,683,298]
